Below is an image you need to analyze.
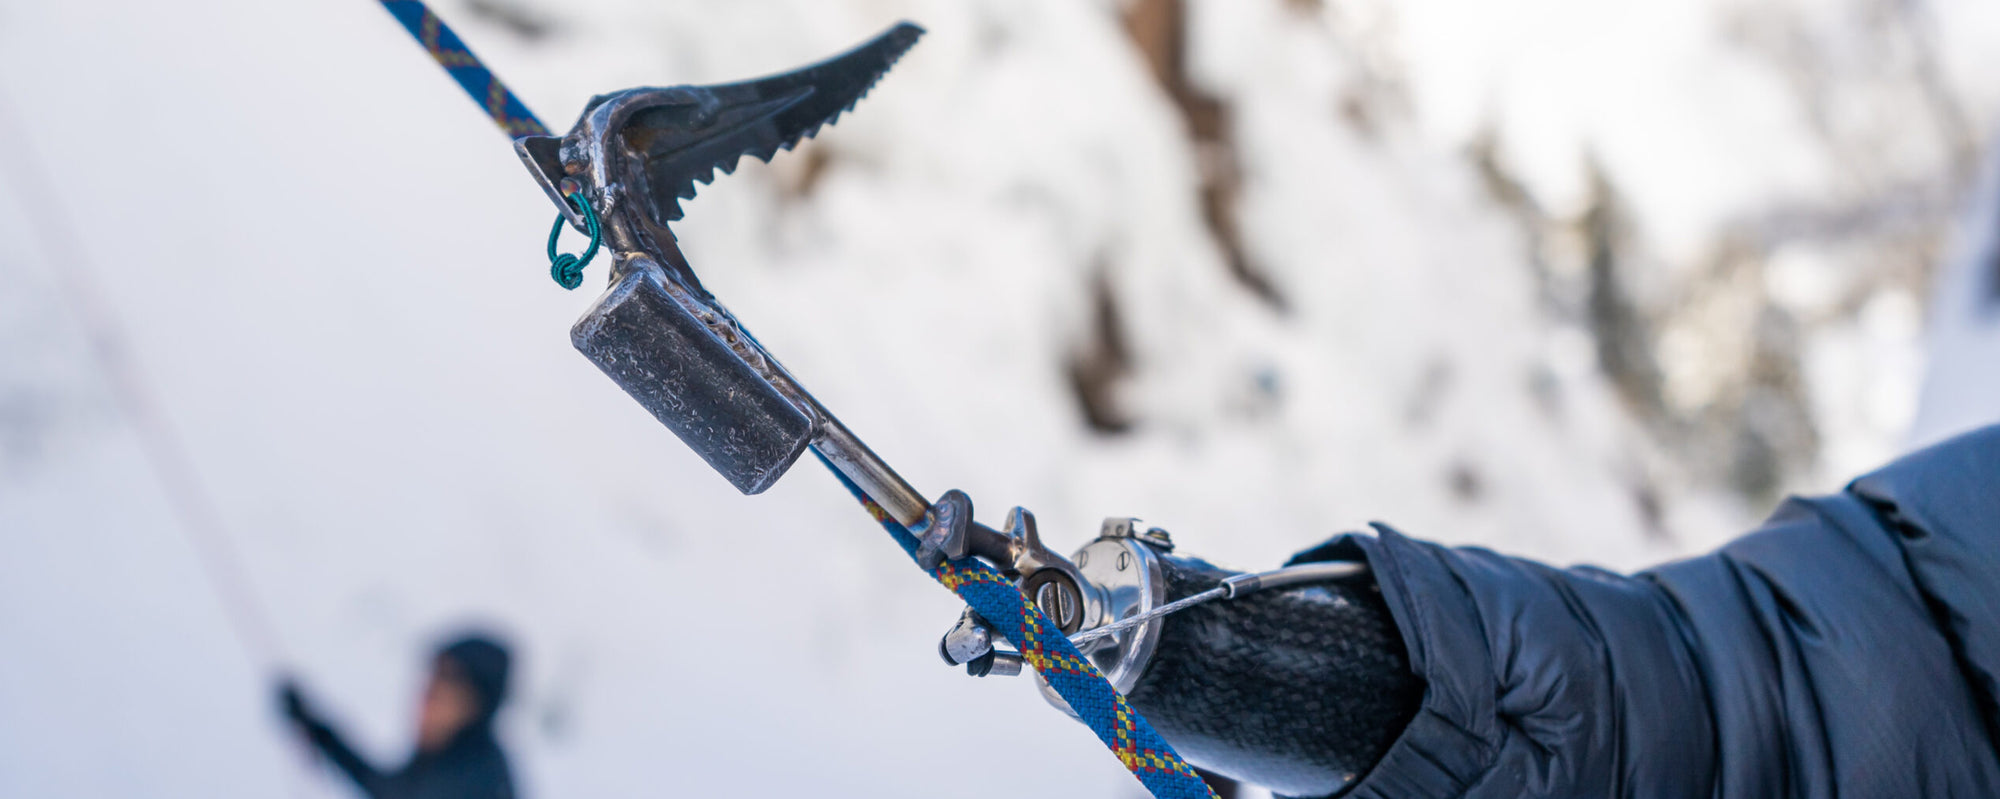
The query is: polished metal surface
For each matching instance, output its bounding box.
[1068,584,1225,651]
[1036,520,1168,713]
[1220,561,1367,597]
[1067,561,1368,650]
[913,490,976,571]
[939,607,996,667]
[811,419,929,526]
[1002,507,1090,634]
[980,651,1024,678]
[513,135,581,230]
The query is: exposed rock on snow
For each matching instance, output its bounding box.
[2,0,1997,796]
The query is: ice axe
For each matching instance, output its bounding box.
[495,20,1347,798]
[512,11,1359,696]
[370,5,1384,794]
[512,24,1104,639]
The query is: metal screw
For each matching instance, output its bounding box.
[1116,551,1132,571]
[1036,581,1074,628]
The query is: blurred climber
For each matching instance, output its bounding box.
[279,632,517,799]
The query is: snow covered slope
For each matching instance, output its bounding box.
[1,0,1996,796]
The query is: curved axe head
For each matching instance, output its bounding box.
[519,22,923,232]
[527,23,924,496]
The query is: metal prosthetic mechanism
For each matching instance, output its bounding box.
[936,515,1421,798]
[521,23,1419,799]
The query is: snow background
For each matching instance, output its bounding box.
[2,0,1998,796]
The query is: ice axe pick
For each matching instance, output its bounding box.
[513,22,1095,630]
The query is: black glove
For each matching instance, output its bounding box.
[1123,551,1421,799]
[275,678,324,734]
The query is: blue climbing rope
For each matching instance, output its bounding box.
[377,0,549,137]
[376,1,601,288]
[377,4,1217,796]
[815,453,1219,799]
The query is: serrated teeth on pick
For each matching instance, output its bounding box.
[637,24,920,222]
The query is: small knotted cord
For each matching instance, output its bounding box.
[547,192,601,290]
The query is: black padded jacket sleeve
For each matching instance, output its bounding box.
[1327,425,2000,799]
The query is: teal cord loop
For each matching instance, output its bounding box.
[548,193,602,290]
